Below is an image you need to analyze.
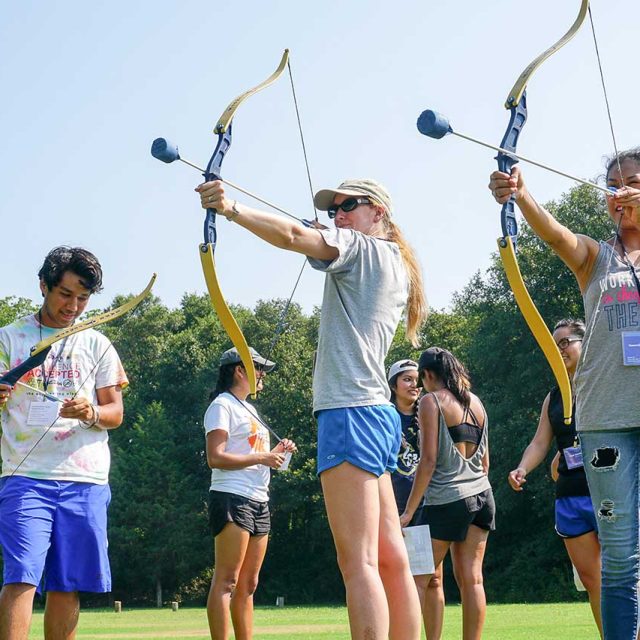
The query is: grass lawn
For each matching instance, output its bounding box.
[28,602,599,639]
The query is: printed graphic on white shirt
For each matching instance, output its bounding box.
[204,392,271,502]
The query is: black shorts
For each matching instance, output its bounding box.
[208,490,271,537]
[424,488,495,542]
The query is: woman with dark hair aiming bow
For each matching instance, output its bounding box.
[400,347,492,640]
[508,319,602,638]
[490,150,640,639]
[205,346,296,640]
[196,177,428,639]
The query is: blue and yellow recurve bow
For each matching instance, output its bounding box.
[418,1,590,424]
[152,51,291,398]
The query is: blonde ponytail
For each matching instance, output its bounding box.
[384,215,428,347]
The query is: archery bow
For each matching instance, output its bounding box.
[493,0,589,425]
[0,273,156,387]
[417,2,590,425]
[152,49,309,398]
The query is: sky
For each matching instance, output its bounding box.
[1,0,636,315]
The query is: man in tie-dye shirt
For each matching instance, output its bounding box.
[0,247,127,640]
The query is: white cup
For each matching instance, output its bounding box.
[278,451,292,471]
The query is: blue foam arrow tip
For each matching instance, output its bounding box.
[151,138,180,163]
[417,110,453,140]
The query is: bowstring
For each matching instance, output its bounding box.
[580,5,625,366]
[588,6,624,183]
[256,55,318,383]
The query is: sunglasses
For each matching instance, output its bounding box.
[556,337,582,350]
[327,197,371,219]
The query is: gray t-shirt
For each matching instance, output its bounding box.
[424,394,491,506]
[574,241,640,432]
[308,228,409,413]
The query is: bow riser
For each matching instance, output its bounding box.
[498,93,528,242]
[203,124,232,248]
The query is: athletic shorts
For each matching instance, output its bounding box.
[424,488,496,542]
[555,495,598,538]
[0,476,111,593]
[208,490,270,537]
[316,405,401,477]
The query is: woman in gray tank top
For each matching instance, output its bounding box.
[489,150,640,640]
[400,347,493,640]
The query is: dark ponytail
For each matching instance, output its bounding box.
[419,348,472,409]
[209,363,238,401]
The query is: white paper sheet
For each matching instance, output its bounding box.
[402,524,435,576]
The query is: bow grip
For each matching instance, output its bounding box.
[496,92,528,246]
[416,110,453,139]
[0,348,51,387]
[151,138,180,163]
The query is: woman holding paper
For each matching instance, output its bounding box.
[204,346,296,640]
[388,358,438,636]
[400,347,492,640]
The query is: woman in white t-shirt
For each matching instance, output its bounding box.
[204,346,296,640]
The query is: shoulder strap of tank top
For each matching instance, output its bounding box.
[430,392,446,424]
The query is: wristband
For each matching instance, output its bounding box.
[82,404,101,429]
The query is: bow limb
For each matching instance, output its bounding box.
[0,274,156,387]
[505,1,589,109]
[497,1,589,425]
[200,250,257,395]
[215,50,290,134]
[497,238,573,423]
[201,50,290,398]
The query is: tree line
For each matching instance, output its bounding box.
[0,185,611,607]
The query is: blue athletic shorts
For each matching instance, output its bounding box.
[316,405,401,477]
[555,495,598,538]
[0,476,112,593]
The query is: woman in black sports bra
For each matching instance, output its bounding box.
[400,347,493,640]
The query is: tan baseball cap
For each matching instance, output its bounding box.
[313,179,393,215]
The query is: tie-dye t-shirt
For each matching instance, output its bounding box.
[204,392,271,502]
[0,314,128,484]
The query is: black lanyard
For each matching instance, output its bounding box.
[616,235,640,294]
[227,391,283,442]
